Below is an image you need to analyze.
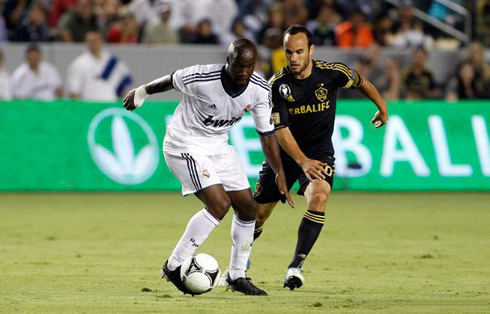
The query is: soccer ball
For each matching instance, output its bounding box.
[180,253,221,294]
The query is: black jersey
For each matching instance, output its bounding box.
[270,60,362,158]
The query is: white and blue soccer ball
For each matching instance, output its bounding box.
[180,253,221,294]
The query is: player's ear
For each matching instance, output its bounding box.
[309,44,316,57]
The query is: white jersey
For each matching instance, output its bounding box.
[67,50,132,101]
[11,62,61,101]
[163,64,274,155]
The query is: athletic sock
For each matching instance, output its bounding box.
[288,210,325,269]
[253,224,263,241]
[228,214,255,280]
[167,208,220,271]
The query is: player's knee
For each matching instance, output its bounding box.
[308,192,328,210]
[207,198,232,220]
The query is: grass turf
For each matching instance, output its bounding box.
[0,192,489,313]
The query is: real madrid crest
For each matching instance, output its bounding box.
[279,84,291,100]
[315,84,328,102]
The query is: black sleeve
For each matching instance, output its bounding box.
[331,62,362,90]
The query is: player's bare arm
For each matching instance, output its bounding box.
[275,127,327,181]
[357,76,389,128]
[123,75,174,111]
[259,134,294,208]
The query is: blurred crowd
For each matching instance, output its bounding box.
[0,0,490,101]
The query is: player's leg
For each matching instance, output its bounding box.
[254,201,278,241]
[284,163,334,290]
[215,147,267,295]
[162,151,230,294]
[253,159,297,241]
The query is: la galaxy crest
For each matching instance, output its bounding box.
[279,84,295,102]
[315,84,328,102]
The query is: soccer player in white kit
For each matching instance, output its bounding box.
[123,39,293,296]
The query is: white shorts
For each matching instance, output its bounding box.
[163,145,250,196]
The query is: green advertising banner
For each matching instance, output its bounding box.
[1,100,489,191]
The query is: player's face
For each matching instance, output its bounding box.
[26,50,42,70]
[228,48,256,86]
[284,33,315,77]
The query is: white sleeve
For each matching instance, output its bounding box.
[171,64,218,97]
[67,60,83,95]
[48,64,62,89]
[10,68,25,99]
[251,88,274,136]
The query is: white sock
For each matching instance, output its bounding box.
[228,214,255,280]
[167,209,220,270]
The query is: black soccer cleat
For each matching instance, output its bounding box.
[226,274,268,296]
[161,260,194,295]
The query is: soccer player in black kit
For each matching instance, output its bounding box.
[253,25,389,290]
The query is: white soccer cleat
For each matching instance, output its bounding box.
[217,268,231,289]
[283,268,305,290]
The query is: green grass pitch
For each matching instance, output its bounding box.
[1,192,489,313]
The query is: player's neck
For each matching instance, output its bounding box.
[293,60,313,80]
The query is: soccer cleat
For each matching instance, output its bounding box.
[217,268,230,288]
[161,260,193,295]
[226,274,268,296]
[283,268,305,290]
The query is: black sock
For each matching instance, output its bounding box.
[288,210,325,269]
[253,224,263,241]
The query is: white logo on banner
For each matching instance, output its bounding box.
[88,108,159,185]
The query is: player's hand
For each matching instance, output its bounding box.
[300,158,327,182]
[371,110,388,128]
[275,172,294,208]
[123,85,148,111]
[123,89,137,111]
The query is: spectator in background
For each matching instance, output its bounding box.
[306,3,340,46]
[400,48,438,100]
[445,61,480,101]
[2,0,32,40]
[220,17,255,44]
[107,12,140,44]
[282,0,308,26]
[48,0,77,28]
[389,1,433,49]
[0,0,9,42]
[194,0,238,44]
[167,0,197,43]
[354,44,384,87]
[378,57,401,100]
[67,31,132,101]
[237,0,273,34]
[11,44,62,100]
[58,0,99,42]
[262,27,285,75]
[256,2,286,45]
[126,0,162,27]
[373,14,394,47]
[335,9,374,49]
[192,19,219,44]
[13,2,52,42]
[93,0,122,37]
[0,49,12,100]
[142,1,178,44]
[464,42,490,98]
[476,0,490,47]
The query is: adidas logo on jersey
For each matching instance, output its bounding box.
[202,115,241,128]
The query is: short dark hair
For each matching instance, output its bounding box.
[283,25,313,47]
[25,43,41,54]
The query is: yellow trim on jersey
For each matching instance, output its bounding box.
[269,67,288,85]
[315,61,355,89]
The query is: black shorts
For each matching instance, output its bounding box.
[254,153,335,204]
